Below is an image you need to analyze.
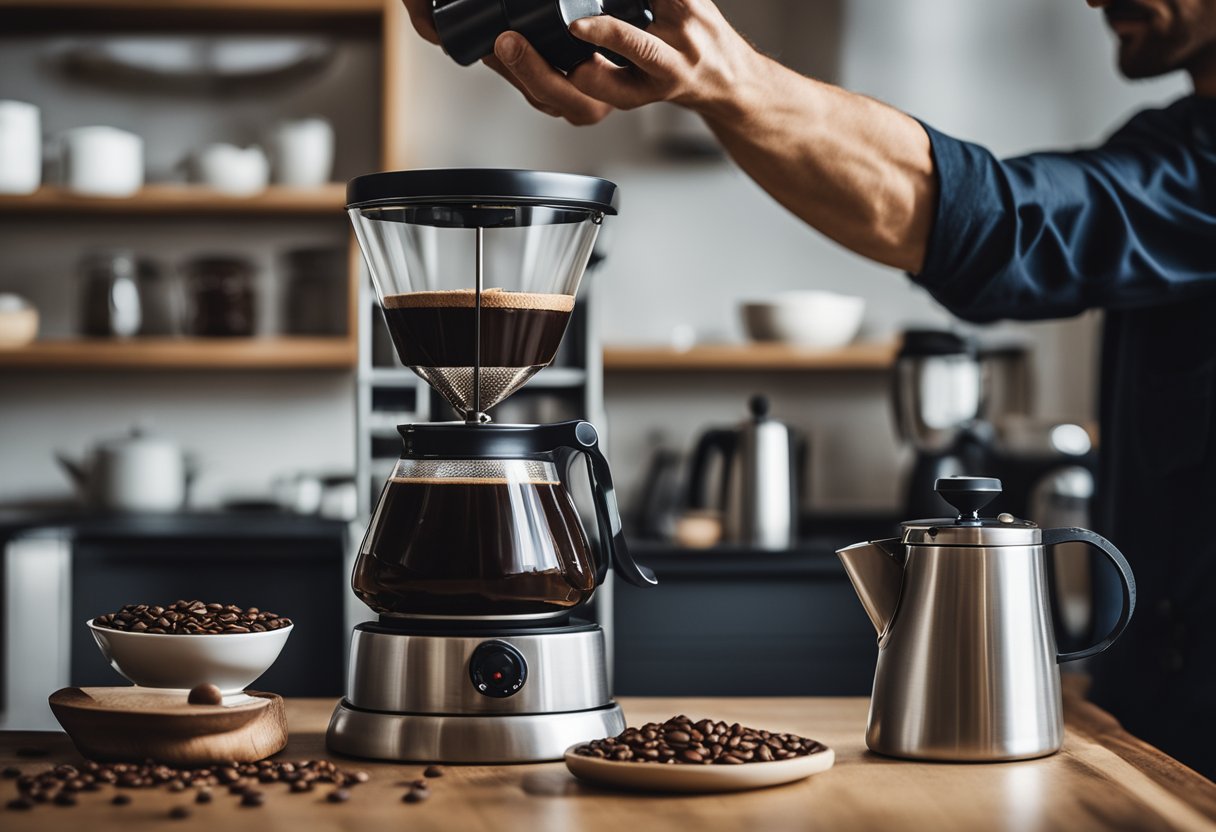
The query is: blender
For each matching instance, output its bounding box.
[327,169,657,763]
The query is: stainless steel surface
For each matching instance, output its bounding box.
[835,538,904,637]
[867,543,1062,761]
[728,415,796,549]
[900,520,1041,546]
[327,701,625,763]
[344,625,612,715]
[894,353,985,452]
[688,396,799,550]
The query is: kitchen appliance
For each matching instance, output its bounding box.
[686,395,803,550]
[327,168,657,763]
[79,250,142,338]
[893,330,1096,523]
[433,0,654,71]
[836,476,1135,761]
[57,427,194,512]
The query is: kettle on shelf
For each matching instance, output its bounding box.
[685,395,805,550]
[836,476,1135,762]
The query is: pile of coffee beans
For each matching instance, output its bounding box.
[92,601,292,635]
[4,758,368,814]
[571,715,826,765]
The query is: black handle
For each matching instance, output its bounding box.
[549,421,657,589]
[1045,527,1136,664]
[686,428,736,510]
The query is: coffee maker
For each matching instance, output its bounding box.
[893,330,1096,523]
[326,169,656,763]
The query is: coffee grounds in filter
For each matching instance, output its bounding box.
[383,289,575,312]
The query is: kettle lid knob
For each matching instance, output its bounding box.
[935,476,1002,521]
[748,394,771,420]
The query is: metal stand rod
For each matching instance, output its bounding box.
[471,226,484,422]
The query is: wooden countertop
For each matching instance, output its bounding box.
[3,692,1214,832]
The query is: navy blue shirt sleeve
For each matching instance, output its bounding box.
[911,98,1216,323]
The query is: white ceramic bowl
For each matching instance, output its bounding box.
[741,291,866,349]
[87,618,292,693]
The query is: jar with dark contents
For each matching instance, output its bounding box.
[184,256,257,337]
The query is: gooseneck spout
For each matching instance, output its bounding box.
[836,538,905,637]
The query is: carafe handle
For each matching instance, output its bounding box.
[548,421,658,589]
[1044,527,1136,663]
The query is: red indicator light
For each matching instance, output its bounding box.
[491,671,503,681]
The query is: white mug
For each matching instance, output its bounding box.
[272,117,334,187]
[0,100,42,195]
[193,143,269,196]
[61,126,143,197]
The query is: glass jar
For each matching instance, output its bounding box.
[184,255,257,337]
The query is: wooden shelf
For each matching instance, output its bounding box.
[603,341,899,372]
[0,184,348,217]
[0,337,356,370]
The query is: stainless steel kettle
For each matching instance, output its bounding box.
[837,476,1135,761]
[686,396,803,549]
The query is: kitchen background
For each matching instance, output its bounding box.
[0,0,1187,720]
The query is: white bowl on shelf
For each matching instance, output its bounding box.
[741,291,866,349]
[87,618,292,693]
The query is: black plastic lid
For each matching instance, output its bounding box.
[898,329,975,358]
[398,421,600,460]
[347,169,619,214]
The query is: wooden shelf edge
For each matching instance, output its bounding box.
[0,338,356,370]
[603,341,899,372]
[0,184,348,216]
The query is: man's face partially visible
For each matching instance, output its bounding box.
[1089,0,1216,78]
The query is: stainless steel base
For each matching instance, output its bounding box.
[326,701,625,763]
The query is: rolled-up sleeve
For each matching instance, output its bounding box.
[911,112,1216,323]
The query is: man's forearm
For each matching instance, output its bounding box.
[699,56,938,274]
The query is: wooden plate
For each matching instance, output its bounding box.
[49,686,288,765]
[564,744,835,793]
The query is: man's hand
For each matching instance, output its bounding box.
[400,0,439,44]
[491,0,761,125]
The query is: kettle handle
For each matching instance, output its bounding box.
[1045,527,1136,664]
[686,429,737,510]
[548,421,658,589]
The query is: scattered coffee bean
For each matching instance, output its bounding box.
[92,601,292,636]
[169,806,191,819]
[327,788,351,803]
[112,793,132,805]
[188,684,224,706]
[423,765,444,778]
[403,788,429,804]
[195,788,213,804]
[168,779,186,792]
[290,780,313,793]
[2,767,20,778]
[53,791,77,806]
[7,797,33,811]
[571,715,826,766]
[410,779,429,790]
[240,790,265,807]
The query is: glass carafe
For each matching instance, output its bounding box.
[353,421,656,620]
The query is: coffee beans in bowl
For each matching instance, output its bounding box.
[92,601,292,635]
[565,715,835,794]
[87,601,294,693]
